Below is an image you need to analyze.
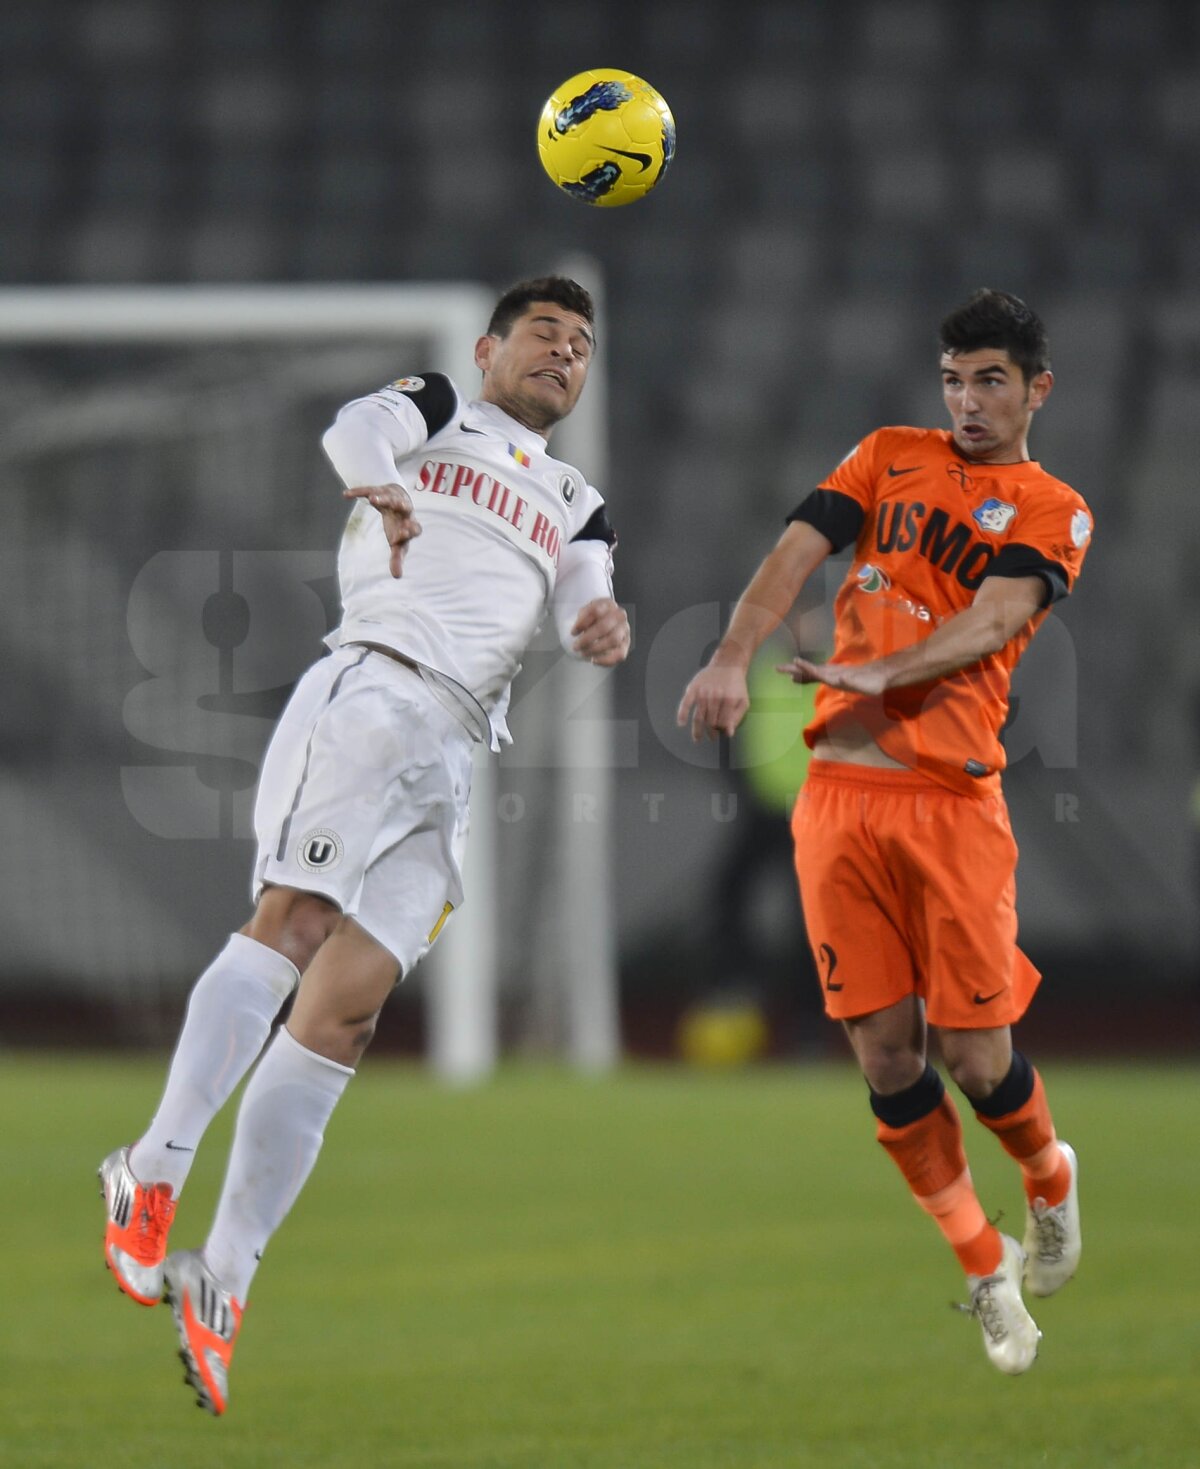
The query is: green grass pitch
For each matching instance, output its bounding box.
[2,1054,1197,1468]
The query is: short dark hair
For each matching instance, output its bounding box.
[487,276,595,341]
[939,289,1050,382]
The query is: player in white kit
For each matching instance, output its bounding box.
[98,277,629,1415]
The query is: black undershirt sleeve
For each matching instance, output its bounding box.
[786,489,865,553]
[570,504,617,548]
[986,543,1070,606]
[395,372,457,437]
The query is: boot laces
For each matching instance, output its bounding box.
[969,1277,1009,1342]
[953,1269,1011,1342]
[132,1183,176,1265]
[1030,1200,1067,1261]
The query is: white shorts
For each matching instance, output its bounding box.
[252,645,475,974]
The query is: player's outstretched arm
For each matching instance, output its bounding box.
[342,483,422,578]
[778,573,1046,694]
[677,521,832,742]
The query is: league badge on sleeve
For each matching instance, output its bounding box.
[1070,509,1092,548]
[972,498,1018,535]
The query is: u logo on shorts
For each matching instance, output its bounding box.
[298,829,344,872]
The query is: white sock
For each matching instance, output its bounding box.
[203,1027,353,1302]
[129,934,299,1194]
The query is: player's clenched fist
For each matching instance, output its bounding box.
[343,483,422,578]
[571,598,631,667]
[676,663,750,742]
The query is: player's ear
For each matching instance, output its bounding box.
[1028,369,1053,411]
[474,333,494,372]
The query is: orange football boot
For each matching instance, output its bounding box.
[163,1249,245,1416]
[98,1146,176,1305]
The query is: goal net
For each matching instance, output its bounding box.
[0,281,619,1079]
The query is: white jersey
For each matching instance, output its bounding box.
[320,372,616,748]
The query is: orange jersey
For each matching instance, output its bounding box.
[791,426,1093,796]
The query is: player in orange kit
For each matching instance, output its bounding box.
[678,289,1091,1373]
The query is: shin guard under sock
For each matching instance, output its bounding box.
[968,1053,1070,1209]
[872,1065,1002,1277]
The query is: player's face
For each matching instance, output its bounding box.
[940,350,1052,463]
[475,304,594,435]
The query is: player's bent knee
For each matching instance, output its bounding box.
[245,885,341,974]
[847,1032,926,1094]
[285,919,400,1065]
[348,1011,381,1056]
[308,1006,382,1067]
[943,1049,1008,1100]
[861,1052,926,1095]
[946,1058,1005,1101]
[940,1028,1012,1102]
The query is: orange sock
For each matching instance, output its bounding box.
[876,1094,1003,1277]
[915,1171,1004,1277]
[973,1069,1071,1208]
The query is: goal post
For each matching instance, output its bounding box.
[0,278,618,1082]
[535,255,622,1074]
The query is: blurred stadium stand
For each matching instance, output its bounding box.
[1,0,1196,1054]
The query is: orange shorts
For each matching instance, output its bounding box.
[791,761,1040,1029]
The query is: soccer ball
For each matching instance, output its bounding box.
[537,69,675,207]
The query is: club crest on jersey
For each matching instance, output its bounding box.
[298,828,344,872]
[855,563,891,593]
[1070,509,1092,548]
[972,498,1017,535]
[558,473,578,506]
[389,377,425,392]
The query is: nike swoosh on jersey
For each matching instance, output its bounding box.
[972,989,1004,1005]
[599,144,654,172]
[165,1140,195,1151]
[886,464,922,476]
[460,421,488,435]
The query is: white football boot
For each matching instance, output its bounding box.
[963,1232,1041,1375]
[1023,1141,1081,1297]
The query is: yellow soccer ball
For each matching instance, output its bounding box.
[537,69,675,207]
